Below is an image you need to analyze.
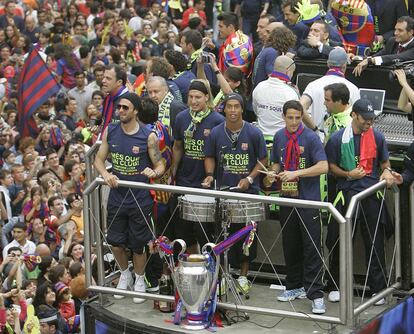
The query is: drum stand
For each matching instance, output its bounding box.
[215,197,249,324]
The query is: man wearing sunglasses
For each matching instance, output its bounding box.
[95,92,165,304]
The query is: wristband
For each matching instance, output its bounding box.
[385,167,394,173]
[246,176,254,184]
[206,172,214,177]
[214,70,221,75]
[312,125,318,132]
[154,169,160,177]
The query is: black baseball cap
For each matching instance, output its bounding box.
[352,99,375,120]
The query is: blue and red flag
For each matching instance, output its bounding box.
[218,30,253,77]
[331,0,375,56]
[17,48,60,138]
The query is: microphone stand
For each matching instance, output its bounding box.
[214,147,249,324]
[213,148,233,325]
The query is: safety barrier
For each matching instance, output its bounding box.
[83,178,348,324]
[82,145,400,328]
[345,180,401,326]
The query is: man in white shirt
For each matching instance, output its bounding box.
[87,65,104,92]
[0,169,13,220]
[68,71,94,121]
[3,221,36,259]
[252,55,299,141]
[300,48,360,133]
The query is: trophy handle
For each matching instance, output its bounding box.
[170,239,187,256]
[201,242,215,254]
[169,239,187,284]
[202,243,220,299]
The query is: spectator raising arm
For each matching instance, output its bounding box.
[197,54,233,95]
[395,69,414,113]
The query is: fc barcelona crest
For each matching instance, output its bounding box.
[241,143,248,150]
[132,146,140,154]
[204,129,211,136]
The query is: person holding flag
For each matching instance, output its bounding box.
[100,64,129,135]
[207,11,253,77]
[17,47,60,138]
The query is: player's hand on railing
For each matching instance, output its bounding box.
[141,167,159,179]
[103,172,119,188]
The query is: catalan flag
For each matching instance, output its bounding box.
[17,48,60,138]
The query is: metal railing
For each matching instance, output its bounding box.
[345,180,401,326]
[82,145,401,328]
[83,178,347,325]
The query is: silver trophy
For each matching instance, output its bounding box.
[171,241,219,330]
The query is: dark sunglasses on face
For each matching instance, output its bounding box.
[117,104,130,111]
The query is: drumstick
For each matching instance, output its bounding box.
[258,170,273,175]
[258,170,278,177]
[257,159,269,172]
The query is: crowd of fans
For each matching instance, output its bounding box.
[0,0,411,332]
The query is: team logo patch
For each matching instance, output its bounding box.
[204,129,211,136]
[300,146,304,154]
[132,146,140,154]
[241,143,248,150]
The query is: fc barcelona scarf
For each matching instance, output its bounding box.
[101,86,129,134]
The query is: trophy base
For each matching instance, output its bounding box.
[180,319,209,330]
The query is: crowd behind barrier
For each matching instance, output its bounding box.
[0,0,412,332]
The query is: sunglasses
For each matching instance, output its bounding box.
[286,61,296,71]
[116,104,130,111]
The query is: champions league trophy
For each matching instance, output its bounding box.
[156,223,256,330]
[173,241,219,330]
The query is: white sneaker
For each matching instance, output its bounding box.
[114,269,133,299]
[312,297,326,314]
[372,293,385,306]
[328,290,340,303]
[277,287,307,302]
[236,276,252,294]
[133,274,146,304]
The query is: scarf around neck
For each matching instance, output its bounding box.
[185,108,211,134]
[269,71,291,82]
[324,108,352,140]
[284,123,304,171]
[158,91,175,130]
[326,67,345,77]
[101,86,128,133]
